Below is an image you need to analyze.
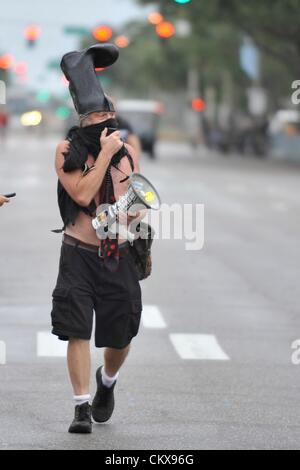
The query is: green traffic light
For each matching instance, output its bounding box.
[174,0,191,4]
[36,89,51,103]
[56,106,71,120]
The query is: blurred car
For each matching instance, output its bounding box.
[117,100,164,159]
[6,93,44,132]
[268,110,300,162]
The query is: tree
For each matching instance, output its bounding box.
[139,0,300,76]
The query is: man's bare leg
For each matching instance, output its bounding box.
[67,339,91,395]
[104,344,131,377]
[91,344,131,423]
[67,339,92,434]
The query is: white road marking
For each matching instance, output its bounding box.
[169,334,230,361]
[0,341,6,365]
[37,332,67,358]
[142,305,167,329]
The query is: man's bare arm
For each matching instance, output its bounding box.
[55,145,112,207]
[127,133,142,158]
[55,128,123,207]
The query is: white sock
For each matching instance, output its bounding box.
[101,367,119,388]
[74,394,91,406]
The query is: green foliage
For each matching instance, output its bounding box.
[135,0,300,109]
[139,0,300,75]
[82,0,300,105]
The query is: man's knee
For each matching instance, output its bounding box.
[105,343,131,355]
[68,338,90,348]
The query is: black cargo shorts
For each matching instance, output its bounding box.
[51,237,143,349]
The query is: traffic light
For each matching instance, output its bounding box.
[92,25,113,42]
[114,35,130,49]
[24,25,41,48]
[148,12,164,25]
[56,106,71,120]
[156,21,176,39]
[15,62,28,76]
[36,89,51,103]
[174,0,191,4]
[192,98,206,113]
[0,54,14,70]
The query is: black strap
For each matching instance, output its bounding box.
[112,153,135,182]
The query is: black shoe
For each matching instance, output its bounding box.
[68,402,92,434]
[92,366,117,423]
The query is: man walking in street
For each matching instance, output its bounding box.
[51,44,145,434]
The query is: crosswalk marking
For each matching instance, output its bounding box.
[0,341,6,365]
[37,332,67,358]
[169,334,230,361]
[1,308,228,362]
[142,305,167,329]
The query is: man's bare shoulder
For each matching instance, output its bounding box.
[56,140,70,157]
[124,142,136,157]
[55,141,70,171]
[125,142,140,172]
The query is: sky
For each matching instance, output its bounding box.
[0,0,153,94]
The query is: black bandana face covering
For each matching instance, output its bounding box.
[78,118,119,156]
[62,118,119,172]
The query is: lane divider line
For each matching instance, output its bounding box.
[169,334,230,361]
[0,341,6,365]
[142,305,167,329]
[37,332,67,358]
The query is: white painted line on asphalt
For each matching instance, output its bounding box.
[169,334,230,361]
[0,341,6,365]
[142,305,167,329]
[37,332,67,358]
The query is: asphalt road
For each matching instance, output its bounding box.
[0,132,300,450]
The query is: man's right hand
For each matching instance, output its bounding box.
[100,128,123,158]
[0,195,10,207]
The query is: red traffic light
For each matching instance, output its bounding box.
[192,98,206,113]
[15,62,28,75]
[0,54,14,69]
[114,35,130,49]
[148,12,164,25]
[24,25,41,46]
[92,25,113,42]
[156,21,175,39]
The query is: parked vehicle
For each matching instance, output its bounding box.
[268,110,300,162]
[117,100,164,159]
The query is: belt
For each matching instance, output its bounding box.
[62,233,130,258]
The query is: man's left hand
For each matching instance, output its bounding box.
[118,209,147,227]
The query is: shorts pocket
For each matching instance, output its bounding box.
[131,299,143,314]
[51,287,71,332]
[129,299,143,339]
